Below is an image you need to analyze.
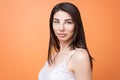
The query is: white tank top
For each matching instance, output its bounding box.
[38,50,76,80]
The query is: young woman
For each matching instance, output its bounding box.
[38,2,93,80]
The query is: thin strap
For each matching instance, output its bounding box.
[66,50,75,66]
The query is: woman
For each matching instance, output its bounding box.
[38,2,93,80]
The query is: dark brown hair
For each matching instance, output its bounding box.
[48,2,93,69]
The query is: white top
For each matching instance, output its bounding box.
[38,50,76,80]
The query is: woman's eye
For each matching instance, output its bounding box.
[66,21,73,24]
[53,21,59,24]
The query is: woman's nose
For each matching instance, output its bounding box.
[59,23,64,31]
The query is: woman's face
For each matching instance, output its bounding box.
[53,10,75,43]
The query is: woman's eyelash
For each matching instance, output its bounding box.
[53,21,59,23]
[66,21,73,24]
[53,21,73,24]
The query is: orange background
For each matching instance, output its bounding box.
[0,0,120,80]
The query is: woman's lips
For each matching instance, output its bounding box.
[58,33,67,38]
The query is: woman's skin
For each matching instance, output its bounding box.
[53,10,75,50]
[50,10,92,80]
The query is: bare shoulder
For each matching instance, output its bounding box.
[70,48,92,80]
[70,48,91,71]
[72,48,90,62]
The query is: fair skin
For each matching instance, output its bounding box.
[53,10,74,50]
[52,10,92,80]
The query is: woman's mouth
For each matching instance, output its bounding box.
[58,33,67,38]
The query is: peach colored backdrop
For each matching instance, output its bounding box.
[0,0,120,80]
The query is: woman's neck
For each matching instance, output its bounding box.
[59,41,72,53]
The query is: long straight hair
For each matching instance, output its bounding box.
[48,2,93,69]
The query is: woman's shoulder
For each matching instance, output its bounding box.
[71,48,90,64]
[70,48,91,74]
[74,48,88,55]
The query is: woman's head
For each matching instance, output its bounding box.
[48,2,93,69]
[53,10,75,45]
[49,2,86,49]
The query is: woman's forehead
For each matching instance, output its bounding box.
[53,10,72,20]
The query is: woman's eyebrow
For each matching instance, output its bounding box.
[65,19,73,21]
[53,18,73,21]
[53,18,59,20]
